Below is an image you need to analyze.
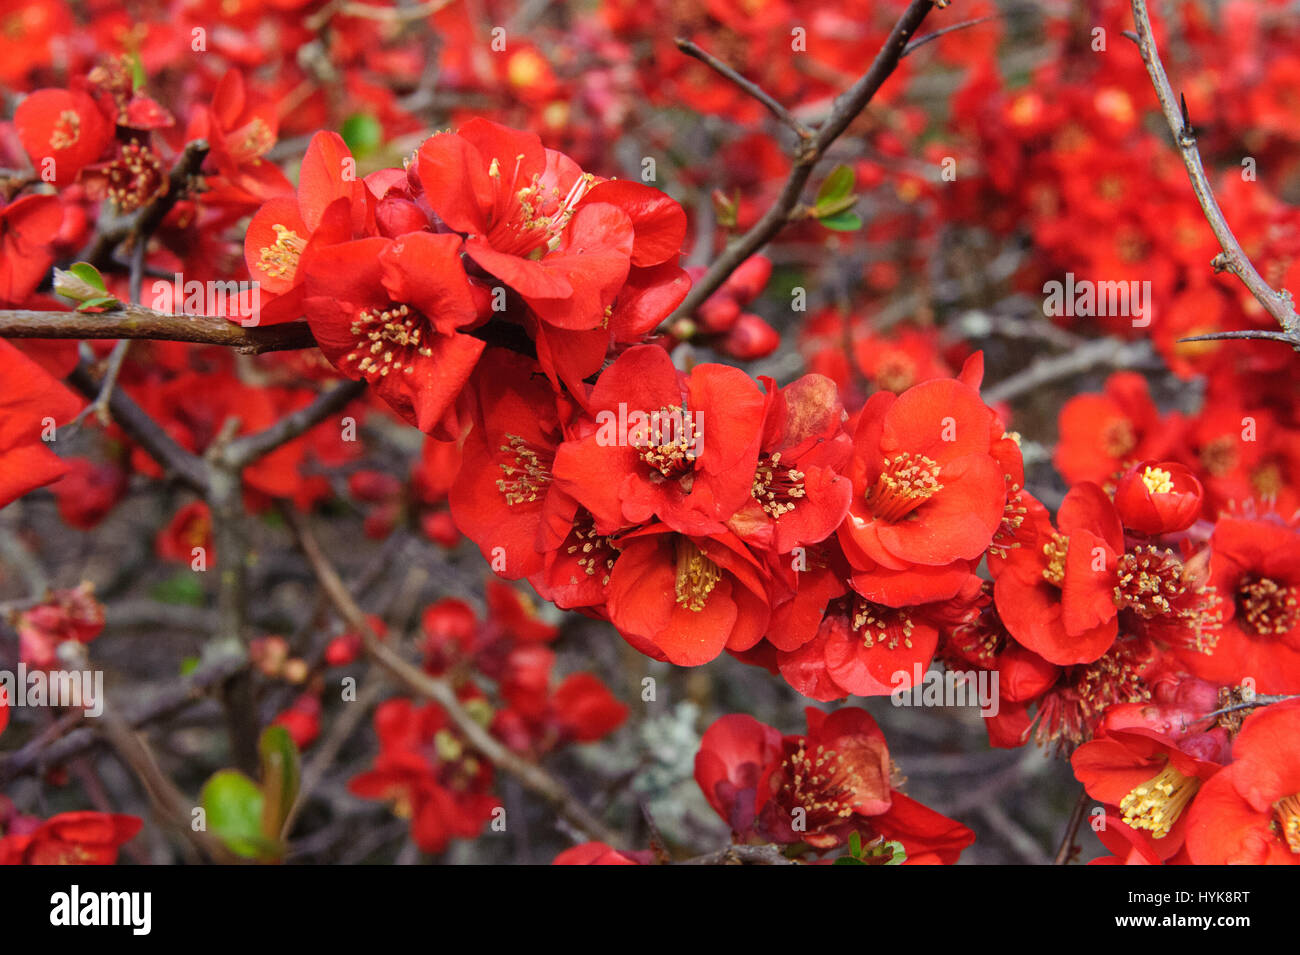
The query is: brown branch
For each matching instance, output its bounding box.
[901,14,999,58]
[666,0,937,324]
[0,655,247,787]
[1053,786,1091,865]
[280,507,626,849]
[67,360,211,493]
[677,844,798,865]
[1,306,317,354]
[222,379,367,469]
[1128,2,1300,346]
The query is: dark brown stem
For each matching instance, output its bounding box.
[665,0,937,324]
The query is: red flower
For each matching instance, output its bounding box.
[348,698,500,855]
[838,378,1006,579]
[606,524,770,665]
[0,812,141,865]
[156,500,213,564]
[1054,372,1179,485]
[553,344,766,537]
[1185,699,1300,865]
[243,130,372,324]
[1071,726,1226,860]
[1181,516,1300,693]
[728,373,853,555]
[994,482,1122,665]
[16,583,104,668]
[1112,460,1203,535]
[552,842,646,865]
[302,231,483,435]
[14,88,113,186]
[0,339,82,509]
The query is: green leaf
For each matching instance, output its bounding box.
[258,725,301,843]
[200,770,277,860]
[832,855,867,865]
[815,164,855,206]
[818,210,863,232]
[149,573,205,606]
[848,830,863,858]
[341,114,383,159]
[54,263,120,310]
[129,53,147,92]
[179,656,200,677]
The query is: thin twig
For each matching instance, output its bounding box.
[1053,786,1090,865]
[901,15,999,58]
[666,0,938,324]
[676,844,798,865]
[674,38,813,140]
[222,380,367,469]
[281,507,626,849]
[1128,1,1300,345]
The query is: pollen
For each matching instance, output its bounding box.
[1113,546,1222,652]
[257,223,306,279]
[1101,417,1137,459]
[1120,762,1200,839]
[865,452,942,523]
[1141,466,1174,494]
[49,109,82,150]
[1273,794,1300,854]
[674,538,721,612]
[851,598,914,650]
[104,140,166,214]
[496,433,554,506]
[564,515,619,586]
[1041,533,1068,587]
[636,405,700,480]
[1237,576,1299,637]
[751,451,806,518]
[778,740,861,829]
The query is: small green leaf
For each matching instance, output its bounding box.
[341,114,383,159]
[54,263,120,310]
[818,210,863,232]
[129,53,147,92]
[815,164,855,206]
[201,770,277,860]
[848,831,863,858]
[149,573,205,606]
[832,855,867,865]
[258,725,301,843]
[179,656,200,677]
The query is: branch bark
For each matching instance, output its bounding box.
[1128,1,1300,346]
[665,0,937,325]
[281,507,626,849]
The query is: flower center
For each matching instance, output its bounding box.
[1102,418,1136,459]
[1199,436,1237,477]
[874,352,916,393]
[988,479,1026,560]
[257,223,306,280]
[343,303,434,381]
[563,514,619,585]
[49,109,81,150]
[1273,794,1300,854]
[1141,465,1173,494]
[777,739,862,832]
[1041,533,1069,587]
[865,452,942,523]
[105,141,166,213]
[496,434,554,506]
[1237,576,1299,637]
[674,538,721,612]
[1113,546,1222,652]
[751,451,806,518]
[483,154,594,258]
[635,405,700,480]
[851,598,914,650]
[1120,762,1199,839]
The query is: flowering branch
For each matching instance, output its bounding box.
[1127,0,1300,347]
[665,0,938,325]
